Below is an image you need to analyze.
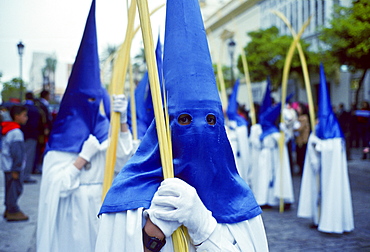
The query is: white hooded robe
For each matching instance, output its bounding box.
[37,132,133,252]
[297,134,354,233]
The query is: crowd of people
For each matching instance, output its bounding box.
[1,90,53,178]
[335,101,370,159]
[0,0,367,251]
[0,90,53,221]
[238,98,369,178]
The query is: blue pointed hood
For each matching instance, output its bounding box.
[286,92,294,104]
[227,79,247,126]
[127,35,162,139]
[259,77,272,121]
[127,72,150,139]
[46,0,109,153]
[102,87,111,120]
[100,0,261,223]
[259,102,281,140]
[316,63,344,139]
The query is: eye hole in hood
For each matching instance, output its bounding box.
[206,114,216,125]
[177,114,192,125]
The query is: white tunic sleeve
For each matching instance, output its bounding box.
[41,151,82,197]
[115,131,134,172]
[99,131,134,174]
[96,209,268,252]
[196,215,268,252]
[95,208,144,252]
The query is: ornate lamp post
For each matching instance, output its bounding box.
[17,41,25,101]
[227,39,236,85]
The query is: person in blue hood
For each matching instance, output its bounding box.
[36,1,134,251]
[127,35,162,141]
[95,0,268,251]
[297,63,354,234]
[226,79,252,186]
[253,101,294,210]
[249,78,273,192]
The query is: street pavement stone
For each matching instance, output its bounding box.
[0,148,369,252]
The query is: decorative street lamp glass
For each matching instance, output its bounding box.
[17,41,25,101]
[228,39,236,85]
[228,39,236,57]
[17,41,25,56]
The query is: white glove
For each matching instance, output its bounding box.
[148,178,217,245]
[112,94,128,123]
[309,134,322,152]
[293,121,301,130]
[79,134,100,162]
[279,122,287,132]
[144,207,181,238]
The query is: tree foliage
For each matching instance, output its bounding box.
[1,78,26,102]
[319,0,370,106]
[236,26,320,89]
[213,64,234,90]
[320,0,370,70]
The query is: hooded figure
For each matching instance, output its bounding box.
[226,79,252,185]
[253,102,294,208]
[249,78,271,191]
[36,1,133,251]
[297,63,354,234]
[259,77,273,119]
[127,35,162,140]
[95,0,268,251]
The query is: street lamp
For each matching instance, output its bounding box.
[227,38,236,85]
[17,41,25,102]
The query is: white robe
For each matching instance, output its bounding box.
[95,208,269,252]
[248,124,262,191]
[297,134,354,233]
[37,132,133,252]
[253,132,294,206]
[226,121,251,185]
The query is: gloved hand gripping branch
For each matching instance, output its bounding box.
[112,94,128,124]
[146,178,217,245]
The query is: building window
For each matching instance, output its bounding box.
[321,0,325,26]
[302,0,306,25]
[283,5,287,34]
[315,0,319,27]
[295,0,298,32]
[290,2,294,32]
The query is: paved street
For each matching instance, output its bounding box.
[261,148,370,252]
[0,148,369,252]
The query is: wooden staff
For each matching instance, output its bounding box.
[136,0,188,250]
[129,59,137,140]
[129,3,165,141]
[101,0,137,201]
[101,3,165,142]
[239,41,256,125]
[272,10,316,133]
[278,16,312,213]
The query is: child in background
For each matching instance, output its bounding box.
[1,105,29,221]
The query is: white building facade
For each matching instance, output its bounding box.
[203,0,368,111]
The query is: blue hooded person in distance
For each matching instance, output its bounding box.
[226,79,252,186]
[253,101,294,208]
[127,34,162,140]
[248,77,272,192]
[96,0,269,251]
[297,63,354,234]
[36,1,133,251]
